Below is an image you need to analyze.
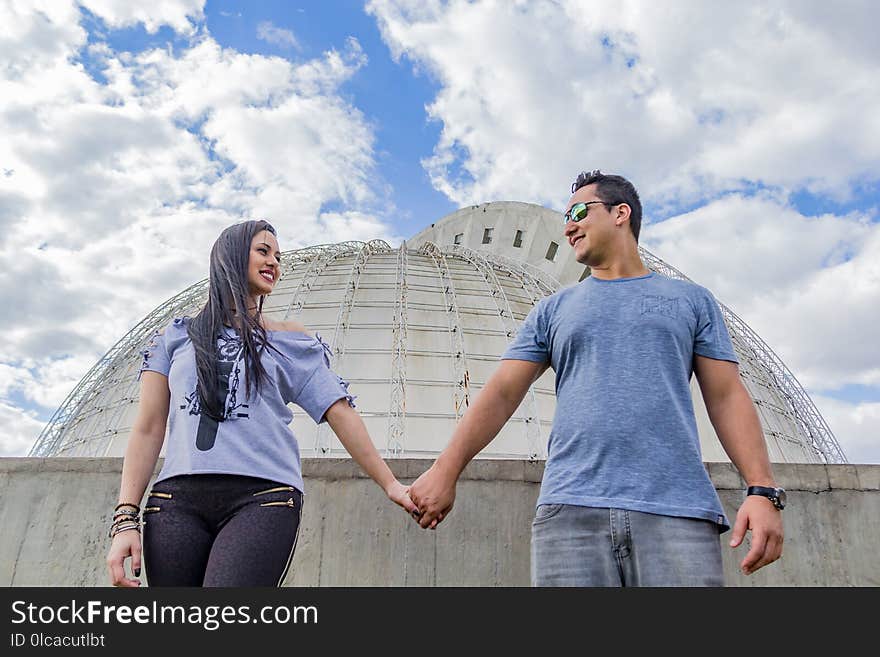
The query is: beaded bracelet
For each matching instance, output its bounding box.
[110,516,140,528]
[108,520,141,539]
[110,520,141,529]
[109,527,139,540]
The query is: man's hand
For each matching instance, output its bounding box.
[408,462,457,530]
[729,495,784,575]
[404,359,547,529]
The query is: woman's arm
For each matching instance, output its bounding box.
[324,399,418,515]
[106,371,170,587]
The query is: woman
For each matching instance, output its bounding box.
[106,219,417,586]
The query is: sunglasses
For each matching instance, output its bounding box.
[563,200,610,224]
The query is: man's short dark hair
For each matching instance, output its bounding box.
[571,170,642,242]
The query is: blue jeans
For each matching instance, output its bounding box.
[531,504,724,587]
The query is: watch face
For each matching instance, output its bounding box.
[775,488,787,509]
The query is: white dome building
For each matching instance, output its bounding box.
[31,202,845,464]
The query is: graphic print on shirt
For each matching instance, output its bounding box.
[180,332,250,451]
[641,294,679,319]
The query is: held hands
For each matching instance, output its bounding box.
[106,530,143,587]
[729,495,784,575]
[386,479,419,516]
[407,463,457,530]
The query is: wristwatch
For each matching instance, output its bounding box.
[747,486,786,510]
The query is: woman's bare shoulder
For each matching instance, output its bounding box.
[263,318,313,336]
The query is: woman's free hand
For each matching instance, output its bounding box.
[106,530,143,587]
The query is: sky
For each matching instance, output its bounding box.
[1,0,878,463]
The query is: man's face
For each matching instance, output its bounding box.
[562,183,616,265]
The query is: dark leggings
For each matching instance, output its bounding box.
[142,474,303,587]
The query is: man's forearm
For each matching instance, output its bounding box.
[434,378,526,478]
[708,384,776,486]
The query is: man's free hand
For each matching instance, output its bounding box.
[729,495,784,575]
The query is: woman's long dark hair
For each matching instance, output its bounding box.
[188,219,278,422]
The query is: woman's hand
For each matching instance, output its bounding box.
[385,479,419,516]
[106,530,143,587]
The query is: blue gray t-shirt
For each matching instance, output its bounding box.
[502,272,737,530]
[139,318,354,493]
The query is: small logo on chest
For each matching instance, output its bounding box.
[641,295,679,319]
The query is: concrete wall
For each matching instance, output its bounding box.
[1,458,877,586]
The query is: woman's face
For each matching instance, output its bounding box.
[247,229,281,298]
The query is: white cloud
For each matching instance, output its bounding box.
[104,36,378,239]
[0,401,45,456]
[256,20,300,50]
[315,211,407,247]
[642,195,880,392]
[0,4,397,449]
[0,356,97,411]
[78,0,205,34]
[0,1,86,77]
[366,0,880,462]
[640,194,880,464]
[812,396,880,465]
[0,363,34,398]
[366,0,880,207]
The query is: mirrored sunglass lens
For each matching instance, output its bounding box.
[571,204,589,222]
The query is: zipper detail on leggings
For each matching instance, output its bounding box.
[253,486,295,497]
[148,491,172,499]
[260,497,296,508]
[142,506,161,514]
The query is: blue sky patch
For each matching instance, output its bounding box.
[204,0,453,233]
[819,383,880,405]
[790,185,880,221]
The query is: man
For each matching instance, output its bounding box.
[408,170,784,586]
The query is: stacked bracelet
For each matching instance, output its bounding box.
[108,503,141,539]
[109,521,140,539]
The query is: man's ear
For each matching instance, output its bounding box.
[615,203,631,227]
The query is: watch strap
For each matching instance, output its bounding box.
[747,485,784,509]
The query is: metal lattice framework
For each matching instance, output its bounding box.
[638,247,847,464]
[450,245,545,460]
[31,226,839,465]
[281,241,386,320]
[29,241,389,458]
[422,242,471,420]
[386,242,409,456]
[480,250,560,299]
[29,278,210,456]
[312,240,379,454]
[33,237,556,460]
